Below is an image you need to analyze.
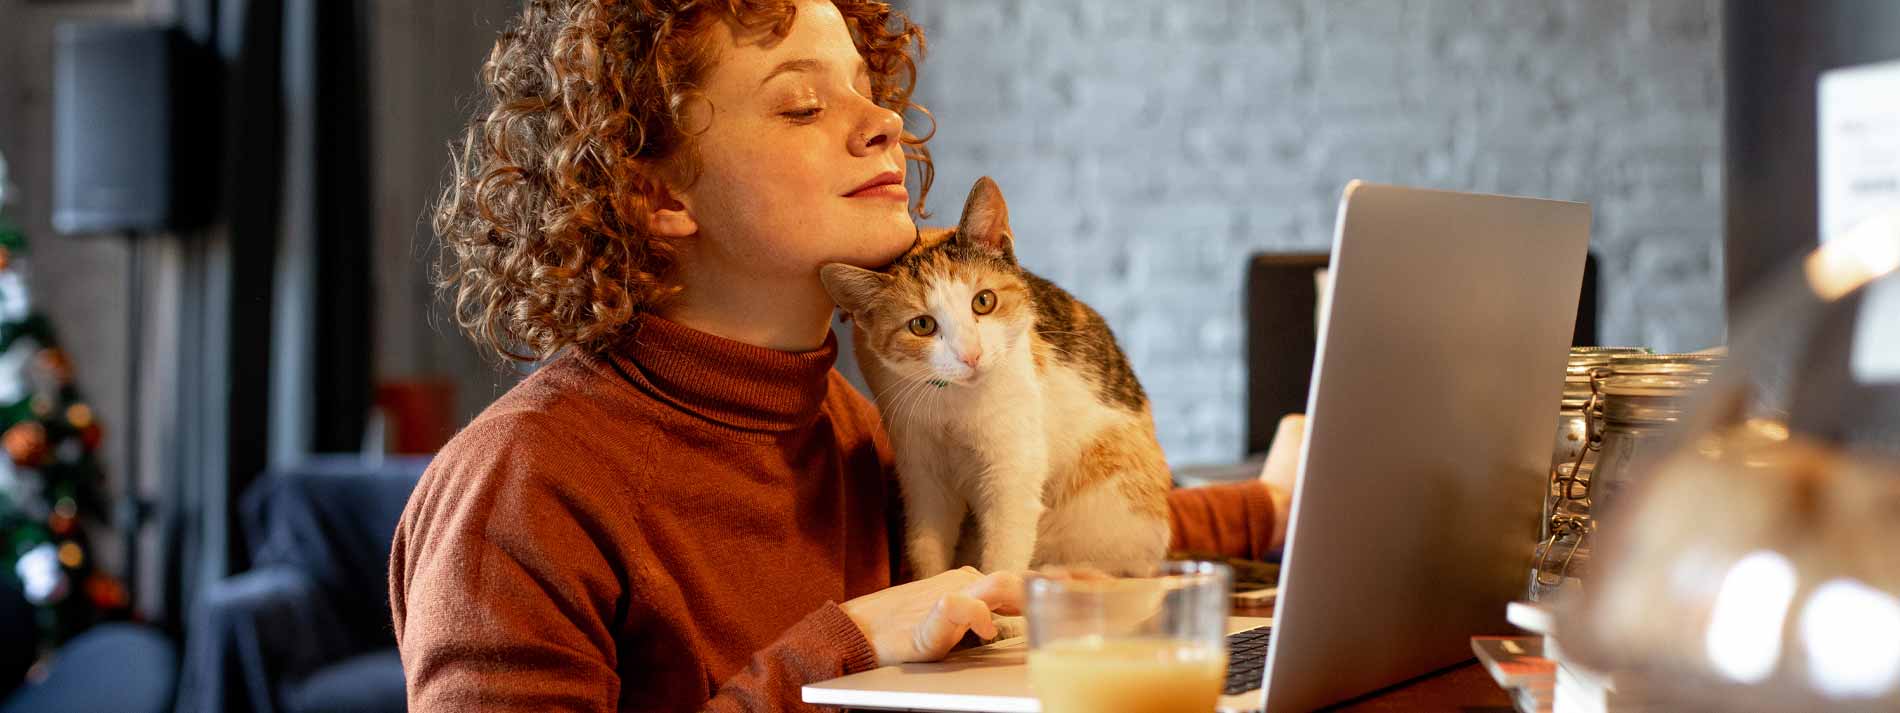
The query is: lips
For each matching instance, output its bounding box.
[845,170,905,199]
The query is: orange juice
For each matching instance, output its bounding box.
[1027,636,1227,713]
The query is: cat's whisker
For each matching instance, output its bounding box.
[873,369,932,408]
[896,372,940,426]
[879,369,937,433]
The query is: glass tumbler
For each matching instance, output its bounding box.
[1025,561,1232,713]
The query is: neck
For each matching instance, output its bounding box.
[657,271,835,353]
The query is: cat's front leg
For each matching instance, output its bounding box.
[897,449,965,578]
[971,439,1049,573]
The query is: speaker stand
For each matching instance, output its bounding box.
[118,230,146,615]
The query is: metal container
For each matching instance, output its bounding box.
[1552,347,1650,477]
[1531,351,1719,600]
[1589,356,1721,515]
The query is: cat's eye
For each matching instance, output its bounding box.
[908,315,937,337]
[971,290,997,315]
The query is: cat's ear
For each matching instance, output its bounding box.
[954,176,1015,259]
[819,263,893,314]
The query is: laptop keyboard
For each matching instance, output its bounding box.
[1224,627,1272,695]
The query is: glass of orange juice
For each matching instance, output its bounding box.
[1025,561,1232,713]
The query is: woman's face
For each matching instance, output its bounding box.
[665,0,916,283]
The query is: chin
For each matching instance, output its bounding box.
[838,225,917,268]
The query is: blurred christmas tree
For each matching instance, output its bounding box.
[0,149,129,646]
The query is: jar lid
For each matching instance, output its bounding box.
[1599,372,1714,424]
[1566,347,1652,374]
[1608,352,1725,370]
[1600,372,1712,397]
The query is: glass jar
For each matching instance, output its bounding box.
[1531,352,1721,601]
[1533,347,1648,601]
[1589,355,1722,517]
[1553,347,1651,472]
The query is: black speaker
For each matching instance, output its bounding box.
[53,23,212,235]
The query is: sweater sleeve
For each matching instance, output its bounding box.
[702,602,879,712]
[1166,480,1282,560]
[391,422,627,712]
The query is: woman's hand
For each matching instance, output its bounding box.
[840,567,1025,667]
[1260,414,1305,551]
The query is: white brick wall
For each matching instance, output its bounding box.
[900,0,1726,465]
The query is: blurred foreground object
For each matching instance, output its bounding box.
[1556,210,1900,711]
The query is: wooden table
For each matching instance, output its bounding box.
[1322,661,1513,712]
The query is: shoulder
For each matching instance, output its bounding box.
[403,353,643,533]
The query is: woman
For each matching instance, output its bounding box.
[389,1,1295,710]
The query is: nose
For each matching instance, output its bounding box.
[850,102,904,156]
[958,347,982,369]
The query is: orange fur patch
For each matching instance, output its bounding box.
[1048,418,1172,520]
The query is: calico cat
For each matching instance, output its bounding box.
[821,176,1172,576]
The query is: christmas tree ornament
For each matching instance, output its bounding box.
[77,424,102,451]
[85,573,126,609]
[64,403,91,429]
[4,422,47,466]
[15,543,68,605]
[57,541,82,568]
[36,349,71,383]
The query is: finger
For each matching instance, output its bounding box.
[916,594,996,660]
[963,571,1026,616]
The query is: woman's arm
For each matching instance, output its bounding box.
[701,603,878,712]
[390,427,627,712]
[394,428,876,712]
[392,416,1021,713]
[1166,415,1303,560]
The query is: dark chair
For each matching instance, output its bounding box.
[172,455,427,713]
[0,621,178,713]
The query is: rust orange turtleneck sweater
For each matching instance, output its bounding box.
[389,313,1277,712]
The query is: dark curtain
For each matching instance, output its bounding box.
[162,0,374,633]
[166,0,283,634]
[311,0,373,454]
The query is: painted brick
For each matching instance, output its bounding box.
[902,0,1725,465]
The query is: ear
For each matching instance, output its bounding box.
[954,176,1014,259]
[645,180,699,238]
[819,263,893,314]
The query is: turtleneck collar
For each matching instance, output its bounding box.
[602,313,839,433]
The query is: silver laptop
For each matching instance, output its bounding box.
[804,181,1590,712]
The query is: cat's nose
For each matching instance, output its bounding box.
[958,348,982,368]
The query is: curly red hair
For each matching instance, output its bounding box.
[433,0,933,362]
